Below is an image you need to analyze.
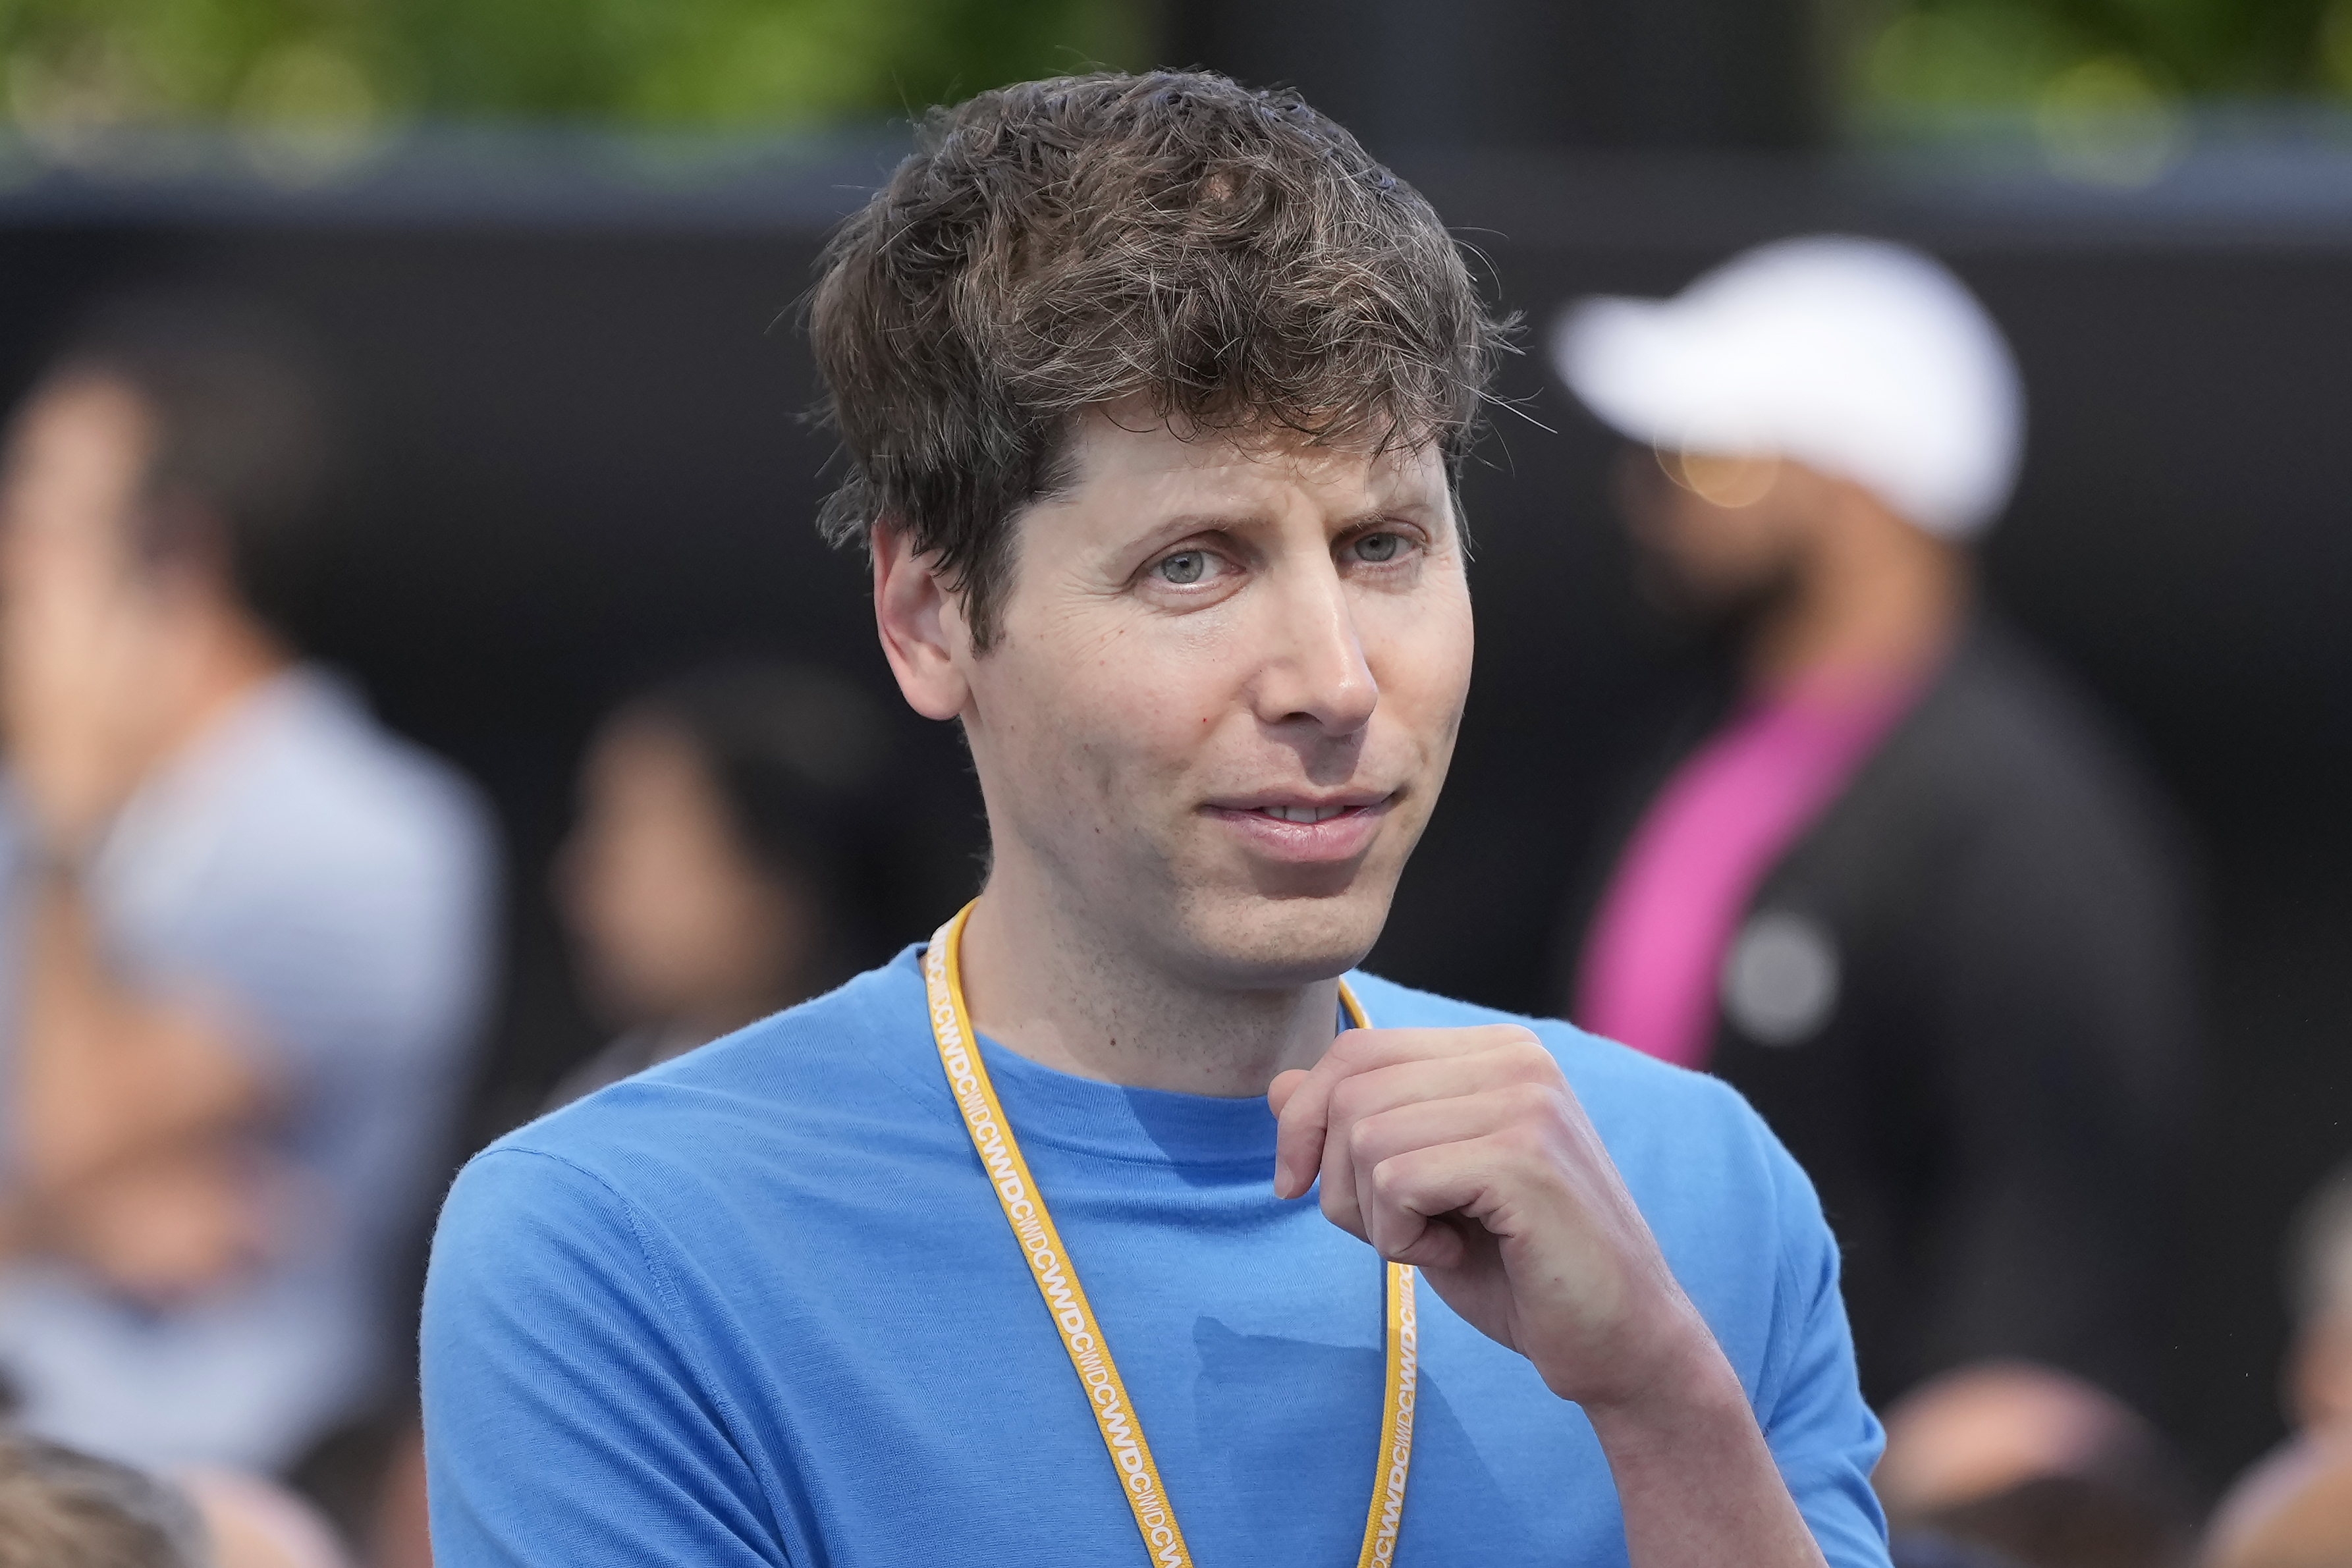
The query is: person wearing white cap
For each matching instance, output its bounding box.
[1551,238,2197,1433]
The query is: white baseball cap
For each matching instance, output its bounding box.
[1552,236,2026,540]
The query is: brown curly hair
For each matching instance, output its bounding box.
[807,68,1512,649]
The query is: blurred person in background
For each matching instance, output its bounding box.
[0,1428,206,1567]
[1875,1362,2195,1568]
[548,661,892,1106]
[1553,239,2199,1426]
[0,294,497,1477]
[0,1426,348,1568]
[2203,1435,2352,1568]
[2276,1164,2352,1437]
[2192,1165,2352,1568]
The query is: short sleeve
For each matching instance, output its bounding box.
[422,1148,787,1568]
[1749,1125,1893,1568]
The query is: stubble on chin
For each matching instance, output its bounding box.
[1158,865,1398,990]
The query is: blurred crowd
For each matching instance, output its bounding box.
[0,240,2340,1568]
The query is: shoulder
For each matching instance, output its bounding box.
[490,955,939,1205]
[219,670,497,887]
[1895,622,2174,835]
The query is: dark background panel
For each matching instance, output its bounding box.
[0,160,2342,1477]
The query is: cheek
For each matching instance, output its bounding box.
[1371,584,1475,737]
[980,627,1230,800]
[1671,506,1785,578]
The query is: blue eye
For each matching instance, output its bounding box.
[1353,532,1404,563]
[1157,550,1209,584]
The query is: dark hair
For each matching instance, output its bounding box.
[0,1431,205,1568]
[617,663,892,968]
[809,68,1513,649]
[40,290,338,640]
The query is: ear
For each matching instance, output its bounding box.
[871,520,973,722]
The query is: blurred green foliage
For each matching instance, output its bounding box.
[5,0,2339,146]
[1856,0,2352,113]
[0,0,1142,132]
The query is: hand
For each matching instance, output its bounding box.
[39,1141,292,1308]
[1270,1025,1715,1411]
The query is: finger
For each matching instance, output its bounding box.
[1303,1042,1459,1224]
[1364,1139,1507,1267]
[1325,1049,1548,1138]
[1338,1085,1541,1255]
[1348,1085,1540,1173]
[1272,1030,1377,1199]
[1313,1047,1561,1225]
[1317,1062,1465,1237]
[1265,1068,1310,1120]
[1274,1025,1537,1198]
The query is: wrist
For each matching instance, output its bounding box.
[1572,1310,1747,1442]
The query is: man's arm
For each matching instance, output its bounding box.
[3,863,281,1301]
[1271,1026,1840,1568]
[14,865,273,1184]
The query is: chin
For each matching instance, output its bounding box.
[1167,881,1393,989]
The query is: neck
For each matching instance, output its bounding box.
[1745,510,1969,695]
[142,597,292,776]
[955,858,1343,1098]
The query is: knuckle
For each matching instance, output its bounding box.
[1496,1118,1552,1165]
[1505,1031,1559,1075]
[1502,1079,1558,1120]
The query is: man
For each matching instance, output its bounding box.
[1553,240,2197,1416]
[424,72,1886,1565]
[0,296,497,1471]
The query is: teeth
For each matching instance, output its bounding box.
[1264,804,1348,824]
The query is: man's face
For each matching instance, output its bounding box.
[0,375,151,596]
[0,375,188,838]
[958,411,1473,990]
[1612,445,1811,622]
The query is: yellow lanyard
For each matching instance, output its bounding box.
[925,902,1418,1567]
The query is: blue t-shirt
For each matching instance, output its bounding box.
[423,948,1889,1567]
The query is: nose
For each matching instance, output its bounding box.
[1249,551,1377,736]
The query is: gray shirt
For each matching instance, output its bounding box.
[0,667,497,1470]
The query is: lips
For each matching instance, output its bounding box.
[1203,792,1396,865]
[1258,803,1355,825]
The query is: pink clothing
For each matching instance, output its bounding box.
[1575,669,1925,1069]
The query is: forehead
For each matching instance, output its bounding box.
[1053,405,1450,515]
